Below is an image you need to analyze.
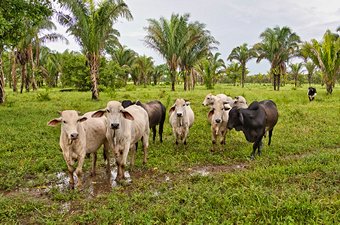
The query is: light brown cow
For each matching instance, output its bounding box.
[92,101,149,181]
[48,110,110,189]
[169,99,195,145]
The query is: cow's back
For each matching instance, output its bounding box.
[82,111,107,153]
[125,105,149,144]
[259,100,278,130]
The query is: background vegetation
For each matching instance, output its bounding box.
[0,84,339,224]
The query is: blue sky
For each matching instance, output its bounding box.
[48,0,340,74]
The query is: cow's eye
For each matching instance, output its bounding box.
[183,104,186,106]
[63,121,67,124]
[106,109,110,113]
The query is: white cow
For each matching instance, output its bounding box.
[202,93,233,107]
[208,99,231,151]
[232,96,248,109]
[48,110,110,189]
[169,98,195,145]
[92,101,149,181]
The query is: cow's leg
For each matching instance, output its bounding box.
[268,129,273,146]
[220,129,227,145]
[159,123,164,143]
[251,139,262,160]
[66,165,75,189]
[129,144,136,170]
[183,127,189,145]
[173,127,179,145]
[211,127,217,151]
[152,126,156,142]
[115,147,125,181]
[91,152,97,176]
[142,135,149,165]
[75,154,85,188]
[103,142,111,174]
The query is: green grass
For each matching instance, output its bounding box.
[0,84,339,224]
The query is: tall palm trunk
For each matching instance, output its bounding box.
[20,63,27,93]
[0,49,5,104]
[241,64,246,88]
[11,51,17,92]
[28,44,37,90]
[88,53,99,100]
[170,69,176,91]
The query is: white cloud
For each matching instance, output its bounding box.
[47,0,340,74]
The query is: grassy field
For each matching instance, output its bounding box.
[0,84,339,224]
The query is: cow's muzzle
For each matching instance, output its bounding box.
[111,123,119,129]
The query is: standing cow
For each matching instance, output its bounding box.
[169,98,195,145]
[122,100,166,143]
[227,100,278,159]
[307,87,317,101]
[92,101,149,181]
[48,110,110,189]
[208,99,232,151]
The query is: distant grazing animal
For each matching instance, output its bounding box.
[92,101,149,181]
[227,100,278,159]
[232,96,248,109]
[208,99,232,150]
[202,93,233,107]
[169,98,195,145]
[48,110,110,189]
[307,87,317,101]
[121,100,166,143]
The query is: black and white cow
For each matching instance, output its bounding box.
[227,100,278,159]
[307,87,317,101]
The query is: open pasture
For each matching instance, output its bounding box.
[0,84,339,224]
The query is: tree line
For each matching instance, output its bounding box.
[0,0,339,104]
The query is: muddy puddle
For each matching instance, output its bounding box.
[8,168,132,198]
[188,163,248,176]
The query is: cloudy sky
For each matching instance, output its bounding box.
[49,0,340,74]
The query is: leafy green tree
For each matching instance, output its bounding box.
[225,62,242,86]
[289,63,303,87]
[254,26,301,91]
[132,55,154,87]
[301,30,340,94]
[178,21,217,90]
[195,53,225,89]
[59,51,90,90]
[58,0,132,100]
[0,0,52,103]
[228,43,257,88]
[304,61,316,86]
[110,46,137,85]
[144,14,187,91]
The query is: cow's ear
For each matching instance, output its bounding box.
[224,104,231,111]
[169,105,175,114]
[78,116,87,123]
[92,109,106,118]
[208,109,214,121]
[239,111,244,125]
[47,118,62,126]
[122,110,134,120]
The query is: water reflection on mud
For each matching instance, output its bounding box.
[53,168,132,196]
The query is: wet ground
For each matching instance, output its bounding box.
[3,162,249,200]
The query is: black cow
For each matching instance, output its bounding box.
[122,100,166,143]
[307,87,317,101]
[227,100,278,159]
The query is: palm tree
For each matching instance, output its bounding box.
[228,43,257,88]
[179,21,218,90]
[301,30,340,94]
[289,63,303,87]
[195,53,225,89]
[58,0,132,100]
[145,14,189,91]
[254,26,301,91]
[304,61,316,86]
[225,62,242,86]
[132,55,154,86]
[110,46,137,85]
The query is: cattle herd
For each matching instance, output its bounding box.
[48,93,281,189]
